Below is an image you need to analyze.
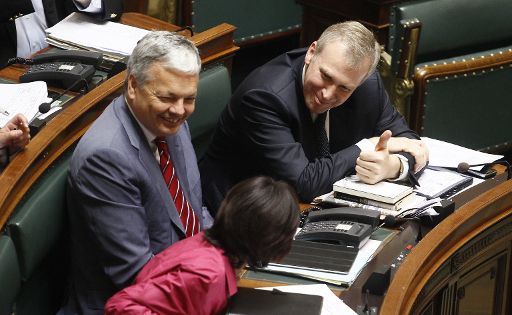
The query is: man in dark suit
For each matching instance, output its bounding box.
[1,0,122,67]
[200,21,429,213]
[60,31,213,314]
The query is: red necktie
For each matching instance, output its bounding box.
[155,138,200,237]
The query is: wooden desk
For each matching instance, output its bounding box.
[0,13,238,229]
[382,176,512,314]
[238,168,510,312]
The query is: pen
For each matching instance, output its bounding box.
[0,107,9,116]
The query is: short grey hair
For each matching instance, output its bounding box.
[316,21,380,80]
[126,31,201,88]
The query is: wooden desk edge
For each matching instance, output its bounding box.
[381,178,512,314]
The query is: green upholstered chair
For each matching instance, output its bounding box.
[179,0,302,45]
[5,150,71,315]
[188,65,232,160]
[380,0,512,153]
[0,235,21,315]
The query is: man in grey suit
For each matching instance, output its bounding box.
[61,31,213,314]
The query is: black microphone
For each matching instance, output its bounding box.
[457,160,511,180]
[379,215,419,228]
[39,78,88,113]
[383,215,399,227]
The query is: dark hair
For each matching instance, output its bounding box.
[204,176,300,269]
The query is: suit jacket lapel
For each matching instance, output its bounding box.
[291,53,318,159]
[115,97,186,236]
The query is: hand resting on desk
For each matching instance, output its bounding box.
[356,130,402,184]
[0,113,30,152]
[381,135,429,173]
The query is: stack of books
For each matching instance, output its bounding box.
[332,176,417,216]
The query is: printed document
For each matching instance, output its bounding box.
[422,137,503,170]
[0,81,48,127]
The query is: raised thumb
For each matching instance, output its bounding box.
[375,130,392,151]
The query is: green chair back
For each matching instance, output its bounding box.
[0,235,21,315]
[189,65,231,160]
[190,0,302,44]
[6,150,71,315]
[389,0,512,65]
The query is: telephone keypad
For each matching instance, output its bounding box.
[300,220,353,233]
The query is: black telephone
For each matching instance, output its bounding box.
[19,50,103,91]
[295,207,379,248]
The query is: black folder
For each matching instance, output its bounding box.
[225,287,323,315]
[278,240,358,274]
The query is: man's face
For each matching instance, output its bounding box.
[303,41,371,114]
[127,62,199,136]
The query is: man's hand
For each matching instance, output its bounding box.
[368,134,429,173]
[0,114,30,152]
[356,130,401,184]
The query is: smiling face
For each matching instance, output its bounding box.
[126,62,199,136]
[303,40,371,114]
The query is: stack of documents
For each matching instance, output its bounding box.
[0,81,48,127]
[317,191,427,217]
[262,239,381,286]
[45,13,149,62]
[331,175,416,213]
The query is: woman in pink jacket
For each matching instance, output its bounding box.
[105,176,300,315]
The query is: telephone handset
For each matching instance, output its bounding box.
[19,50,103,91]
[295,207,379,248]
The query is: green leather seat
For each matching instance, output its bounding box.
[184,0,302,44]
[0,235,21,315]
[6,151,71,315]
[382,0,512,153]
[189,65,231,160]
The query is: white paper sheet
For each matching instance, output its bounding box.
[0,81,48,127]
[421,137,503,170]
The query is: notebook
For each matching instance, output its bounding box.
[333,175,413,204]
[225,287,323,315]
